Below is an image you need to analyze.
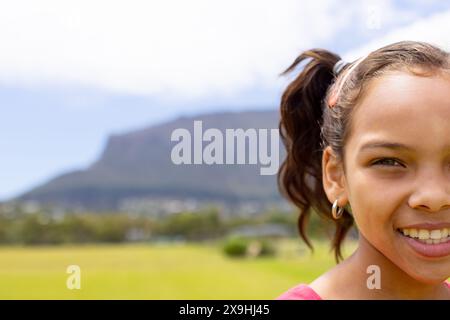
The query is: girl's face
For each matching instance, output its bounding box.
[339,71,450,283]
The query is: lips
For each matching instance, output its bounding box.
[396,227,450,258]
[398,222,450,230]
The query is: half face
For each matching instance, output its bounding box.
[343,70,450,283]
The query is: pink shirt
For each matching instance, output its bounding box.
[276,281,450,300]
[276,284,322,300]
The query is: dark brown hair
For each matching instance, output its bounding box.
[277,41,450,262]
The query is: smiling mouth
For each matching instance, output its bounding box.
[396,228,450,245]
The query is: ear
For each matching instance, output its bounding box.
[322,146,348,207]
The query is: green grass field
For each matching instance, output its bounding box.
[0,239,356,299]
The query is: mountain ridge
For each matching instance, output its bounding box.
[19,109,285,211]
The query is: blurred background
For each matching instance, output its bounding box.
[0,0,449,299]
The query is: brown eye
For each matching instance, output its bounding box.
[372,158,404,167]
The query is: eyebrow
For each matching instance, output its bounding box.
[358,141,415,153]
[358,140,450,155]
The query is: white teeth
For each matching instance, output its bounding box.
[398,227,450,243]
[430,230,441,239]
[443,229,449,238]
[418,229,430,240]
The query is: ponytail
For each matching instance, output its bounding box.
[278,49,353,262]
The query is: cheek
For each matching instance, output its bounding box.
[348,173,400,241]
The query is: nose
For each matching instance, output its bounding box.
[408,168,450,213]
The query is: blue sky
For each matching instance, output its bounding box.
[1,0,450,200]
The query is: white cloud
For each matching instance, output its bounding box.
[0,0,364,100]
[0,0,445,101]
[344,9,450,60]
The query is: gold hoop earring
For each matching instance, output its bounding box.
[332,198,344,219]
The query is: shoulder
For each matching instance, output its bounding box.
[276,283,322,300]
